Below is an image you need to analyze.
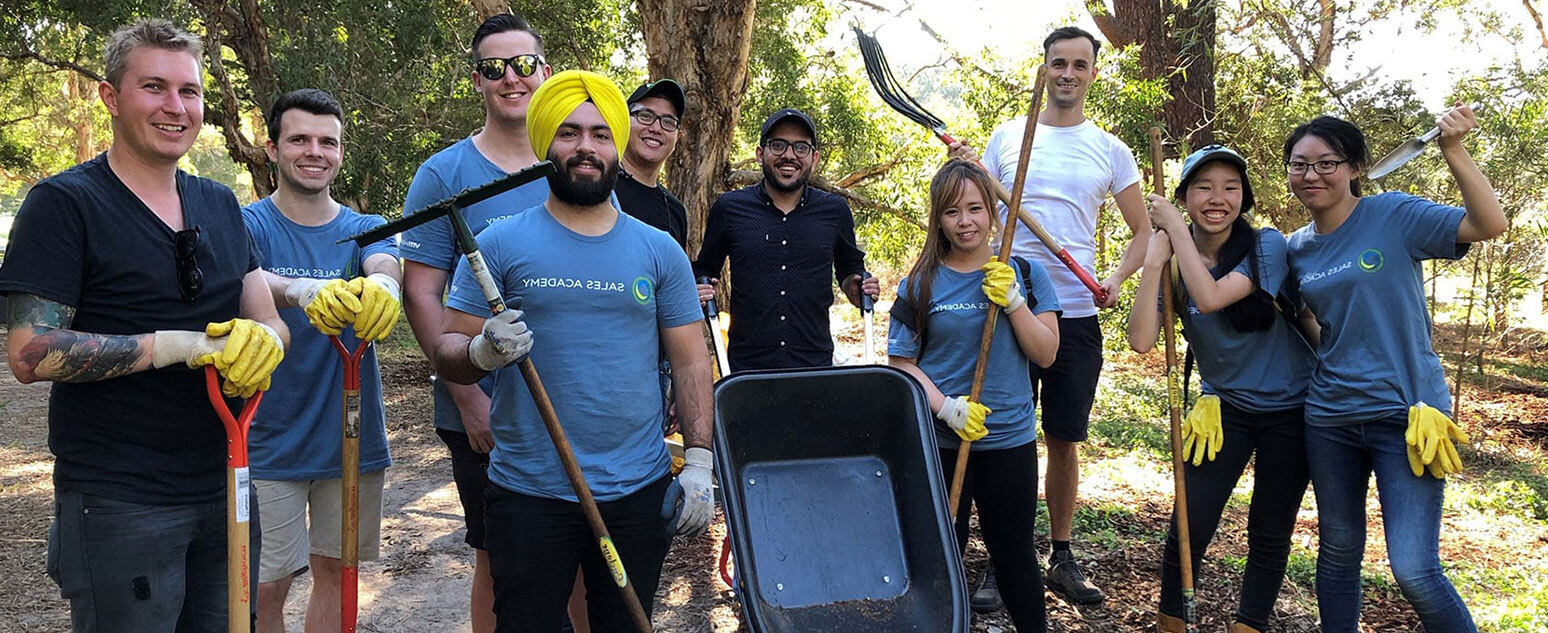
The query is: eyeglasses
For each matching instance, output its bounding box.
[630,108,681,132]
[763,139,815,158]
[175,226,204,303]
[474,54,545,81]
[1285,159,1349,175]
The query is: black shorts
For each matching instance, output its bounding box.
[436,428,491,549]
[1029,315,1104,442]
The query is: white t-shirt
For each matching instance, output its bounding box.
[982,118,1140,317]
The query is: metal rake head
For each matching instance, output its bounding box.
[853,26,945,132]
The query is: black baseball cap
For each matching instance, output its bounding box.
[760,108,818,146]
[627,78,686,117]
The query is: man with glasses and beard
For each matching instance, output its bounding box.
[433,70,715,631]
[693,108,879,372]
[0,19,287,631]
[398,13,554,631]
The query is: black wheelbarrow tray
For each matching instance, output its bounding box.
[712,365,969,632]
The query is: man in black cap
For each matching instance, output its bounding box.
[693,108,878,372]
[615,78,689,250]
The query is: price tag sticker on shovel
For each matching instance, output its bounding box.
[234,466,251,523]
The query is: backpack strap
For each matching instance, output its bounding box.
[1009,255,1038,312]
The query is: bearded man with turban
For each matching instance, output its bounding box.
[433,70,716,632]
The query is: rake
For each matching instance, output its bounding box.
[853,26,1109,304]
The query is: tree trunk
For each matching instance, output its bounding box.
[190,0,278,196]
[636,0,758,258]
[69,74,95,163]
[469,0,511,22]
[1087,0,1217,148]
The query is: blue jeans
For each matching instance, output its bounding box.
[1305,419,1476,633]
[47,489,259,633]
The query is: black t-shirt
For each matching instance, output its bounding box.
[0,153,259,505]
[614,170,688,250]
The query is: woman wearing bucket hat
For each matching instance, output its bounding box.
[1280,110,1502,633]
[887,160,1063,632]
[1129,145,1317,633]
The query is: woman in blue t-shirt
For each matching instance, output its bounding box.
[887,160,1062,632]
[1129,145,1318,633]
[1281,110,1504,633]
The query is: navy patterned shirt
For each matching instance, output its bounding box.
[693,182,867,371]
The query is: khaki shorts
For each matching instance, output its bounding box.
[254,471,386,583]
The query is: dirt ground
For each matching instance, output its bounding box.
[2,319,1544,631]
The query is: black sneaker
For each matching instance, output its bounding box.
[970,566,1004,613]
[1045,549,1104,604]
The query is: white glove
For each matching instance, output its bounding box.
[661,447,715,537]
[365,273,401,302]
[468,309,533,371]
[936,395,990,442]
[282,277,330,309]
[150,330,225,368]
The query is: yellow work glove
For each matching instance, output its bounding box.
[284,278,361,335]
[349,273,402,341]
[938,395,991,442]
[1406,402,1468,478]
[980,261,1026,313]
[1182,395,1224,466]
[205,319,284,398]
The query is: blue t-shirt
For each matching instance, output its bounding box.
[400,137,550,433]
[242,198,396,479]
[887,260,1062,451]
[1178,228,1315,413]
[1286,191,1469,426]
[446,204,702,501]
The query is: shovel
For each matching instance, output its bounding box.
[329,335,371,633]
[1368,103,1480,180]
[205,366,263,633]
[698,276,731,378]
[860,273,875,365]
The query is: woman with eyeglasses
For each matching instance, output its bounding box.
[1129,145,1317,633]
[887,160,1062,633]
[1281,108,1503,633]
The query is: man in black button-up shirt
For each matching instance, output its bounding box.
[693,108,879,371]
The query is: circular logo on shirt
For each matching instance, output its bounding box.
[632,276,653,305]
[1358,248,1384,273]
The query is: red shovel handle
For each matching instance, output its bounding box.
[205,366,261,468]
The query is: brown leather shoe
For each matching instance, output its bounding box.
[1156,612,1186,633]
[1228,624,1263,633]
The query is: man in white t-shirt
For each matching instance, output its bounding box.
[949,26,1148,610]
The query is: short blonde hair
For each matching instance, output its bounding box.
[103,19,203,88]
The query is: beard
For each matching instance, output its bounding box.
[761,158,811,194]
[548,152,619,206]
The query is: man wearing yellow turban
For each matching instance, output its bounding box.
[436,68,717,631]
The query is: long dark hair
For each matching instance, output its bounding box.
[1282,115,1369,197]
[904,160,1002,342]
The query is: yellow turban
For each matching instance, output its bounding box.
[527,70,630,162]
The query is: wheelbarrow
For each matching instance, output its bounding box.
[713,365,969,632]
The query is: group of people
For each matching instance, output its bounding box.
[0,12,1502,633]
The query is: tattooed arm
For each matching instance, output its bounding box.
[6,294,154,384]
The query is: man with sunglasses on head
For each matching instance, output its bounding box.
[0,18,288,631]
[241,88,400,633]
[693,108,879,373]
[398,12,553,633]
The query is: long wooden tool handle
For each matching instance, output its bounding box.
[948,66,1047,517]
[331,336,368,633]
[1152,127,1197,631]
[458,235,654,633]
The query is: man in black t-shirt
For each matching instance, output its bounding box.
[615,78,689,250]
[0,19,288,632]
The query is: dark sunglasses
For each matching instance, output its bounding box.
[474,54,545,81]
[630,108,681,132]
[763,138,815,158]
[175,226,204,302]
